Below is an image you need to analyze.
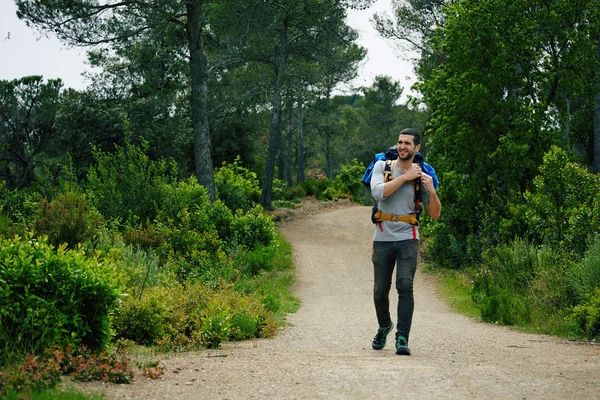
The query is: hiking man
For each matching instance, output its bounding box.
[369,128,441,355]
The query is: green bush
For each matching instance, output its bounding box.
[155,177,211,223]
[321,159,366,203]
[567,237,600,302]
[112,286,187,346]
[300,178,331,199]
[471,240,538,325]
[571,288,600,338]
[113,282,275,348]
[34,190,102,249]
[524,146,600,257]
[86,142,177,226]
[215,156,261,212]
[0,236,120,366]
[471,239,573,329]
[231,206,276,251]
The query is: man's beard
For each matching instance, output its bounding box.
[398,152,414,161]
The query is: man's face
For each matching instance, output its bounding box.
[397,134,420,161]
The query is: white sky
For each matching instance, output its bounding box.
[0,0,416,98]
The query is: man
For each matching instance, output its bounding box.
[369,128,441,355]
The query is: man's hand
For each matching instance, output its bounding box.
[421,172,436,193]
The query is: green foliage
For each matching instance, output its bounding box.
[0,77,62,189]
[567,238,600,303]
[524,146,600,257]
[86,142,177,226]
[231,206,276,251]
[0,236,120,366]
[214,156,261,212]
[321,159,366,203]
[471,240,569,327]
[34,190,102,249]
[0,181,43,236]
[0,345,133,396]
[113,282,276,349]
[571,288,600,339]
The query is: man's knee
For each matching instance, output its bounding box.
[396,278,414,295]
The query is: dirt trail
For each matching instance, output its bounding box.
[82,205,600,399]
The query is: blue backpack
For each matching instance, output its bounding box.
[362,147,438,224]
[361,147,438,189]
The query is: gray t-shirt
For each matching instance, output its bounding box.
[370,160,430,242]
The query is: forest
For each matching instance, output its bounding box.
[1,0,600,397]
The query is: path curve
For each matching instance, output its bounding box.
[87,205,600,399]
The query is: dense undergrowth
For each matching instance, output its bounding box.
[2,141,600,399]
[0,144,362,398]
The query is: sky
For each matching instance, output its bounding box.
[0,0,417,99]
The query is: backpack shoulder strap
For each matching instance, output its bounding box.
[383,159,394,183]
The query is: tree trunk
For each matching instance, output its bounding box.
[186,0,215,201]
[284,98,294,187]
[296,97,305,183]
[285,121,293,187]
[325,129,332,179]
[260,22,288,208]
[595,33,600,173]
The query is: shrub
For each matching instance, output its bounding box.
[34,190,102,249]
[567,237,600,302]
[571,288,600,339]
[524,146,600,257]
[321,159,366,203]
[214,156,261,212]
[86,142,177,226]
[231,206,276,251]
[113,282,276,348]
[0,236,120,366]
[471,240,538,325]
[112,285,187,346]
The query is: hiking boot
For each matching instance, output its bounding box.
[395,334,411,356]
[372,322,393,350]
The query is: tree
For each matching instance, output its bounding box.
[211,0,364,208]
[16,0,216,199]
[416,0,600,268]
[0,76,62,189]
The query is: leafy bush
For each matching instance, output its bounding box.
[0,345,134,396]
[471,240,559,325]
[231,206,276,251]
[300,178,331,199]
[112,286,187,346]
[86,142,177,226]
[567,237,600,302]
[34,190,102,249]
[0,236,120,366]
[321,159,366,203]
[524,146,600,257]
[571,288,600,339]
[215,156,261,212]
[113,282,276,349]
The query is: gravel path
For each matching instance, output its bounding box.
[84,205,600,399]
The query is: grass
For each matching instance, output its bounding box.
[1,388,103,400]
[423,265,481,320]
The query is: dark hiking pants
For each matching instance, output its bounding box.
[372,240,418,340]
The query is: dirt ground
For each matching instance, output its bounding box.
[77,201,600,399]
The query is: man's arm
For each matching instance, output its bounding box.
[422,172,441,220]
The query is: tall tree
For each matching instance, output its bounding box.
[16,0,216,199]
[0,77,62,189]
[212,0,363,208]
[417,0,600,268]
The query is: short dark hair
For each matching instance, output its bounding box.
[399,128,420,145]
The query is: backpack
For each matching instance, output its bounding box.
[361,147,438,226]
[361,147,438,190]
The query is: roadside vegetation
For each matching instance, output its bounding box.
[3,0,600,398]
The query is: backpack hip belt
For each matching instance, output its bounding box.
[372,210,419,225]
